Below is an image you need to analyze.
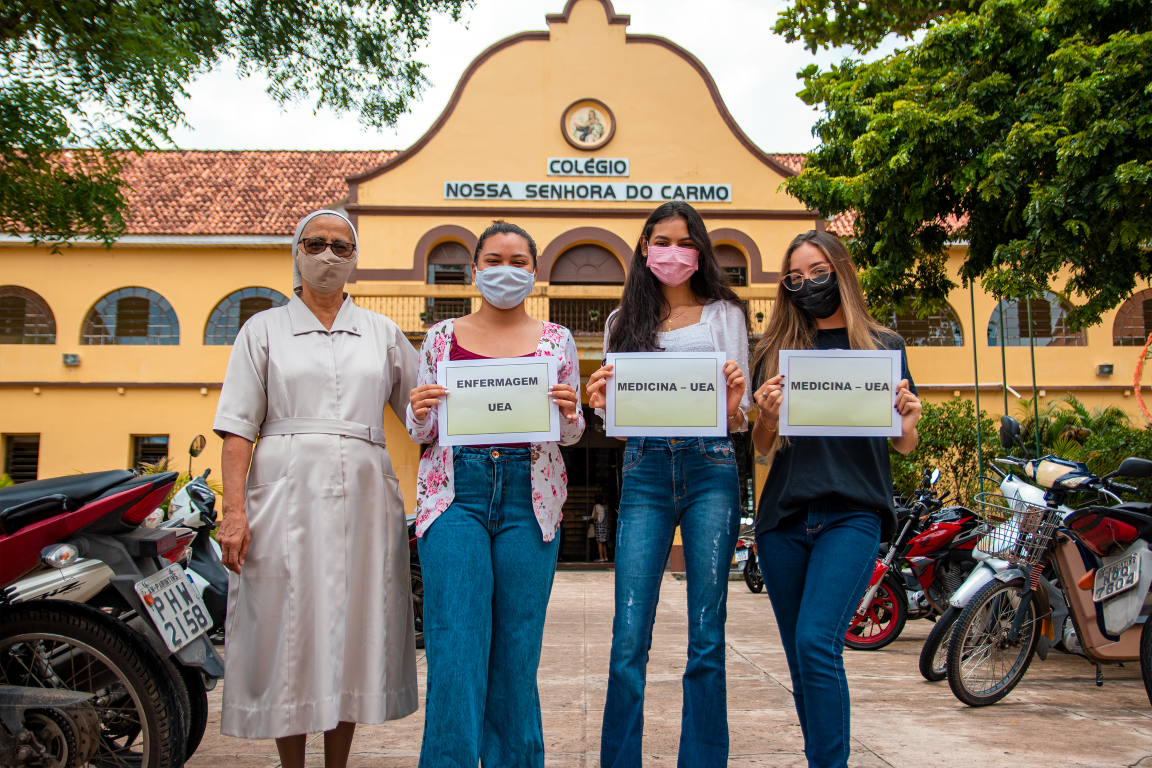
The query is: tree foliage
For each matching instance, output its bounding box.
[777,0,1152,328]
[1,0,469,247]
[890,397,1001,504]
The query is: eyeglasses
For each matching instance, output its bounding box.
[781,264,833,291]
[299,237,356,258]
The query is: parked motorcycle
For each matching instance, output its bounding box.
[735,534,763,593]
[945,415,1152,706]
[846,468,982,650]
[918,462,1050,680]
[1,468,223,766]
[408,514,424,649]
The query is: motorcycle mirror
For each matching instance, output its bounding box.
[1116,456,1152,479]
[189,435,206,458]
[999,415,1021,451]
[930,468,941,486]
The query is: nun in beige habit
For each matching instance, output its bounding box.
[214,210,419,767]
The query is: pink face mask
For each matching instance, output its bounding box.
[646,244,699,286]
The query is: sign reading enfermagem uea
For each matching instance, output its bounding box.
[778,349,902,437]
[605,352,727,437]
[437,357,560,446]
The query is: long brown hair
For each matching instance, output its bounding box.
[751,230,898,387]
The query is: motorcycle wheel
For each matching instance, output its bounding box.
[743,553,764,594]
[164,655,208,761]
[0,600,185,768]
[946,577,1040,707]
[919,606,960,681]
[411,561,425,650]
[1140,614,1152,707]
[845,574,907,651]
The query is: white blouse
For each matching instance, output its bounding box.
[597,299,752,431]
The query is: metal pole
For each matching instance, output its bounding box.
[998,297,1008,415]
[970,283,984,489]
[1026,296,1042,457]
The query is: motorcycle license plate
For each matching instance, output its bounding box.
[735,550,749,563]
[134,563,210,653]
[1093,553,1141,603]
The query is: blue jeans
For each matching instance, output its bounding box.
[417,447,559,768]
[601,437,741,768]
[756,503,881,768]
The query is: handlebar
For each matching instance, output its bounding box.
[200,468,211,479]
[1111,481,1139,494]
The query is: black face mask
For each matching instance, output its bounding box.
[789,274,842,319]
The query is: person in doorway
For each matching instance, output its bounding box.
[593,494,609,562]
[750,230,921,768]
[406,220,585,767]
[214,210,419,768]
[586,201,749,768]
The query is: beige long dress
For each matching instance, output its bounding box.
[213,294,419,739]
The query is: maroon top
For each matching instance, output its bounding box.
[449,334,535,449]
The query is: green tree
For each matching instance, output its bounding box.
[1,0,469,247]
[776,0,1152,328]
[890,397,1000,504]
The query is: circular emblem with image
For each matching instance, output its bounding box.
[561,99,615,150]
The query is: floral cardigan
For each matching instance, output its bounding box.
[405,319,586,540]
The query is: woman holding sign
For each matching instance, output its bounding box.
[750,230,921,768]
[406,220,584,768]
[586,201,750,768]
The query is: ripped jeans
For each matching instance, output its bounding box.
[600,437,741,768]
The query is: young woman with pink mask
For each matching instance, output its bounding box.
[586,201,750,768]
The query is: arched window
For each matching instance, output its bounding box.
[81,287,179,345]
[0,286,55,344]
[424,241,472,325]
[204,287,289,345]
[886,302,964,347]
[987,292,1085,347]
[549,244,624,335]
[715,245,747,287]
[1112,288,1152,346]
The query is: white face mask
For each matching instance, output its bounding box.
[473,265,536,309]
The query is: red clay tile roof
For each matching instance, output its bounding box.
[116,150,397,235]
[769,153,806,175]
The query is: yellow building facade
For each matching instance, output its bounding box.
[3,0,1151,560]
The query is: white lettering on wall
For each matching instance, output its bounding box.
[443,182,732,203]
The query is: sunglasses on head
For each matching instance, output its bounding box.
[299,237,355,258]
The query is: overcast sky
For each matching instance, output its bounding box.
[170,0,902,154]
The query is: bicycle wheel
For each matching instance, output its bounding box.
[845,574,907,651]
[946,577,1040,706]
[411,561,425,650]
[1140,613,1152,708]
[0,600,185,768]
[919,606,959,681]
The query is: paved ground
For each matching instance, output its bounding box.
[189,571,1152,767]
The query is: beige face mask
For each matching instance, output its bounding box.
[296,247,357,294]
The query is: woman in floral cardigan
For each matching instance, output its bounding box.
[406,220,584,767]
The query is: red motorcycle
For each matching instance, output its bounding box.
[846,469,984,650]
[1,469,224,767]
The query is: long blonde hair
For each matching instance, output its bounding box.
[751,231,898,452]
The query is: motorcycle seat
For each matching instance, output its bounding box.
[0,470,137,514]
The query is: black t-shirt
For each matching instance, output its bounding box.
[754,328,916,542]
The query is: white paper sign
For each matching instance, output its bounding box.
[604,352,727,437]
[436,357,560,446]
[778,349,902,437]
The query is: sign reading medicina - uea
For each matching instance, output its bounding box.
[778,349,903,437]
[444,181,731,203]
[436,357,560,447]
[604,352,727,437]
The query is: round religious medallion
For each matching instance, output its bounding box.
[561,98,615,151]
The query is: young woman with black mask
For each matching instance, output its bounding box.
[586,201,749,768]
[750,230,921,768]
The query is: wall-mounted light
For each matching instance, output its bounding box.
[1097,364,1115,376]
[62,353,80,367]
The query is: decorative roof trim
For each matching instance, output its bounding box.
[545,0,630,26]
[347,9,799,189]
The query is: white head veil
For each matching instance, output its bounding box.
[291,210,359,294]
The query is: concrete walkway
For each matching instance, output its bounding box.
[188,571,1152,767]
